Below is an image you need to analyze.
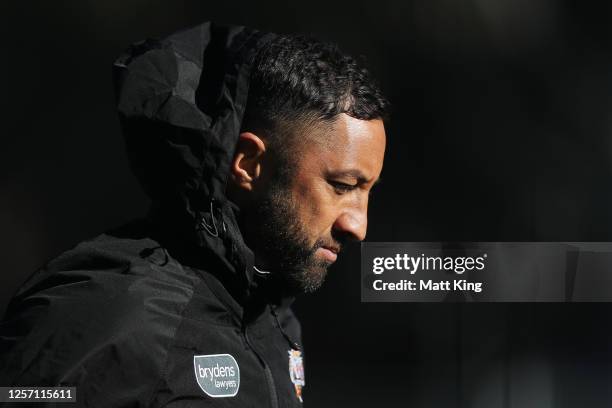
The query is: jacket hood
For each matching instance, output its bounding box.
[113,22,276,301]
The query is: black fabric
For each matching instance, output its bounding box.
[0,22,304,407]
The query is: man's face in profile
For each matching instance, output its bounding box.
[243,113,386,293]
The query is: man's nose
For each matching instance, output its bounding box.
[332,206,368,242]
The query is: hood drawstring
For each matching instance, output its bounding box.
[198,199,219,237]
[270,304,301,351]
[253,266,271,276]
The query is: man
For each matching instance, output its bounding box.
[0,22,387,406]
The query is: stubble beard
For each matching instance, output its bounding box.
[250,177,332,294]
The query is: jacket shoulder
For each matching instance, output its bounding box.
[0,230,197,406]
[14,227,199,299]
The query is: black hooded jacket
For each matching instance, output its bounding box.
[0,22,305,407]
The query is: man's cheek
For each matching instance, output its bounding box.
[295,191,324,221]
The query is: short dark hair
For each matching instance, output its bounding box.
[242,34,389,154]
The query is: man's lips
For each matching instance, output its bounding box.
[317,245,340,262]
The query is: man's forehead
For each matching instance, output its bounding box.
[303,114,386,179]
[310,113,385,145]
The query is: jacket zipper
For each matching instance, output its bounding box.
[270,305,301,351]
[243,325,280,408]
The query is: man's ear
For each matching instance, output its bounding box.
[230,132,267,191]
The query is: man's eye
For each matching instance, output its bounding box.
[329,181,357,194]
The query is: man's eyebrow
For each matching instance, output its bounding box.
[328,170,380,185]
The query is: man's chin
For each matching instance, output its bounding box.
[280,261,331,295]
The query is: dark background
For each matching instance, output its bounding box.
[3,1,612,406]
